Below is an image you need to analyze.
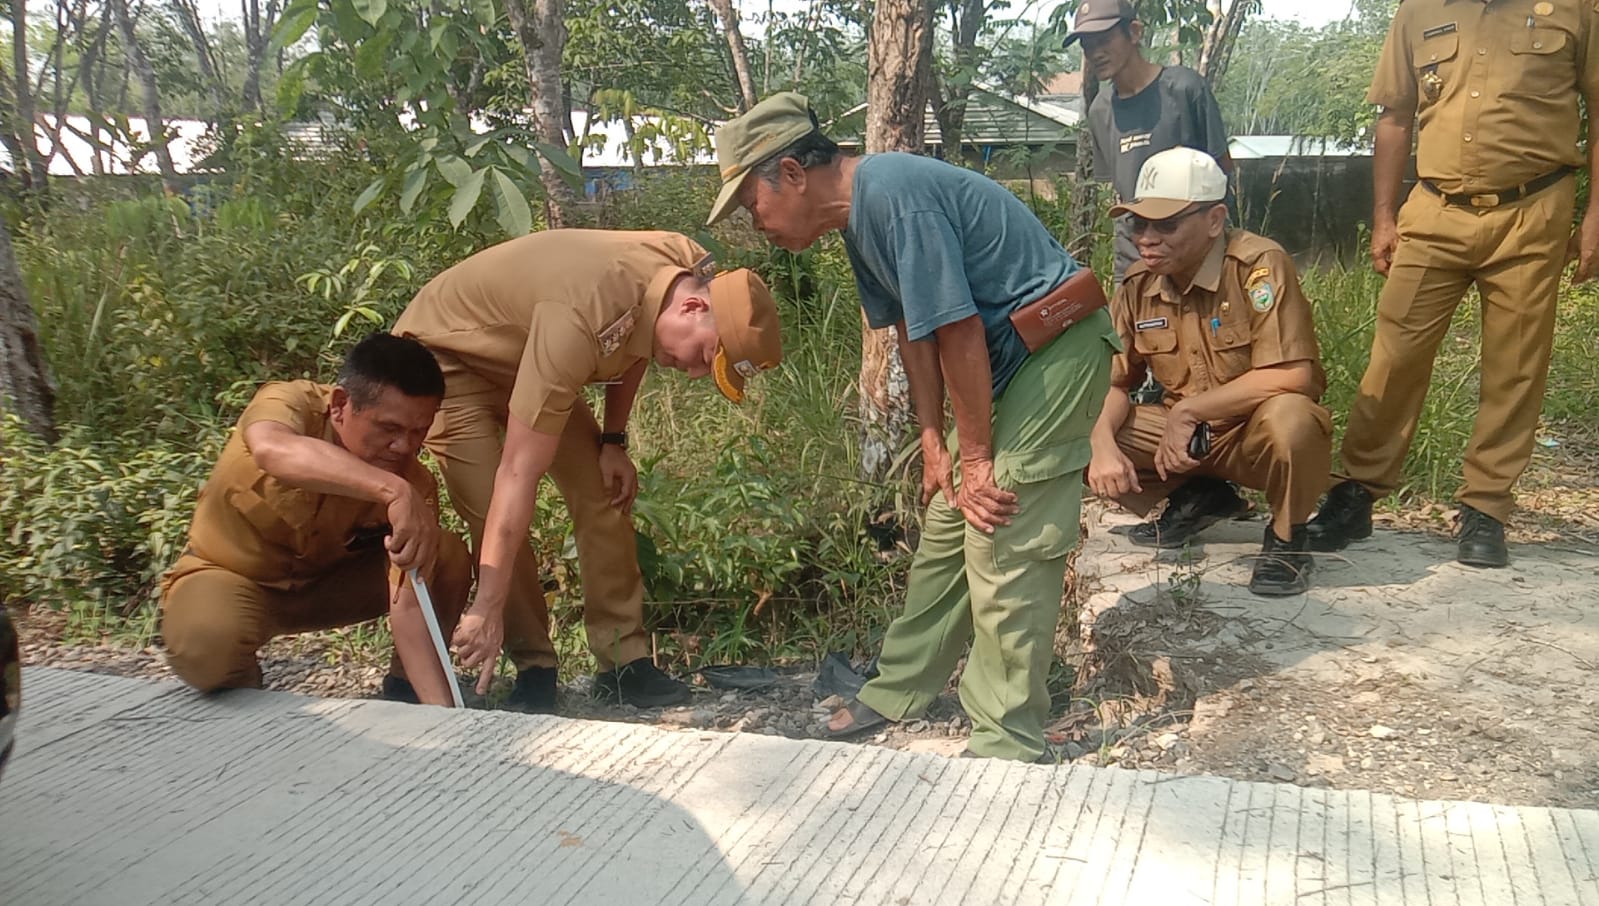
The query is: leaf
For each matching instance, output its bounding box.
[353,0,388,26]
[448,167,487,228]
[434,154,471,187]
[471,0,496,27]
[352,178,385,215]
[399,167,429,214]
[274,59,310,118]
[490,167,533,237]
[269,2,319,54]
[533,141,583,178]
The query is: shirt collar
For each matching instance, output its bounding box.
[624,263,684,360]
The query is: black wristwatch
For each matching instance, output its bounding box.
[600,431,628,449]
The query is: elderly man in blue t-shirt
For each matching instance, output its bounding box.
[707,93,1120,762]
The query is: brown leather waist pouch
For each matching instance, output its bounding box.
[1008,268,1109,353]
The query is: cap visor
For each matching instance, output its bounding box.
[1108,198,1195,220]
[707,171,751,226]
[711,347,746,403]
[1063,20,1118,46]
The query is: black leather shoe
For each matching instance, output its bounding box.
[1126,477,1248,549]
[1306,480,1373,552]
[501,666,558,714]
[378,675,420,704]
[1456,505,1509,568]
[595,657,691,708]
[1249,525,1313,596]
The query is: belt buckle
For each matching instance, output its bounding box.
[1469,193,1500,208]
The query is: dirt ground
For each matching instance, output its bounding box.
[14,442,1599,809]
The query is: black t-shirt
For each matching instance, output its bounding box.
[1089,65,1232,281]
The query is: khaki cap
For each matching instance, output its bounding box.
[1109,147,1228,220]
[1062,0,1135,46]
[708,268,783,403]
[707,92,818,226]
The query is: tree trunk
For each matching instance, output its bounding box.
[1068,73,1100,264]
[8,0,51,191]
[932,0,983,162]
[0,213,56,442]
[240,0,278,114]
[705,0,757,112]
[169,0,227,119]
[1198,0,1255,88]
[857,0,933,485]
[505,0,577,229]
[111,0,178,190]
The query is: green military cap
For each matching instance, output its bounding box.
[707,92,818,226]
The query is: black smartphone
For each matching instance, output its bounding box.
[1188,422,1212,460]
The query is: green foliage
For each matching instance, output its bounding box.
[1216,0,1396,142]
[0,417,216,617]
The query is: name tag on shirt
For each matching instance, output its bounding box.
[1422,22,1457,39]
[1135,317,1169,330]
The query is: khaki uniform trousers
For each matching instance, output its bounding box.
[161,534,472,692]
[1338,178,1576,523]
[426,380,649,672]
[1112,394,1332,532]
[855,312,1117,762]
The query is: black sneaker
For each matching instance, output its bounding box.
[1456,505,1508,568]
[1126,477,1248,549]
[594,657,691,708]
[1249,525,1313,596]
[1306,480,1374,552]
[378,675,420,704]
[501,666,558,714]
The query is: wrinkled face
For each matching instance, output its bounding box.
[1132,204,1226,276]
[1080,22,1139,82]
[654,300,720,379]
[737,163,825,252]
[329,385,438,474]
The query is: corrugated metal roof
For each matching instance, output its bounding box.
[1228,136,1368,160]
[825,85,1081,148]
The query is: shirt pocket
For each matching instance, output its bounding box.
[1507,26,1575,99]
[1132,327,1184,396]
[1411,32,1459,110]
[1209,325,1254,385]
[227,482,315,552]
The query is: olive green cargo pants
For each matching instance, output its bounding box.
[856,309,1118,761]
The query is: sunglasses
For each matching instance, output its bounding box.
[1129,205,1212,236]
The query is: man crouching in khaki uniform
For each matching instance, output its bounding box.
[1088,148,1332,596]
[394,230,783,712]
[161,333,471,705]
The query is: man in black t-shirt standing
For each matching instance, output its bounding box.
[1068,0,1242,536]
[1067,0,1233,285]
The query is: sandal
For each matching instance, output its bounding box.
[824,699,890,739]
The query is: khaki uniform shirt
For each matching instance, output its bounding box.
[392,230,710,433]
[1111,231,1326,417]
[185,381,437,588]
[1367,0,1599,194]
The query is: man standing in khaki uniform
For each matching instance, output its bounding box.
[1088,148,1331,595]
[161,333,472,706]
[1310,0,1599,567]
[393,230,782,711]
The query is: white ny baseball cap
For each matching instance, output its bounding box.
[1110,147,1228,221]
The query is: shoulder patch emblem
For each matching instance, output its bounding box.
[597,307,639,357]
[1248,279,1276,313]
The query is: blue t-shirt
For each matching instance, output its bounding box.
[843,153,1080,398]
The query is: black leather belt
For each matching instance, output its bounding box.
[1420,167,1574,209]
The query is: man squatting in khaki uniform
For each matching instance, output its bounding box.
[1088,148,1331,596]
[1310,0,1599,568]
[393,230,782,711]
[162,334,472,706]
